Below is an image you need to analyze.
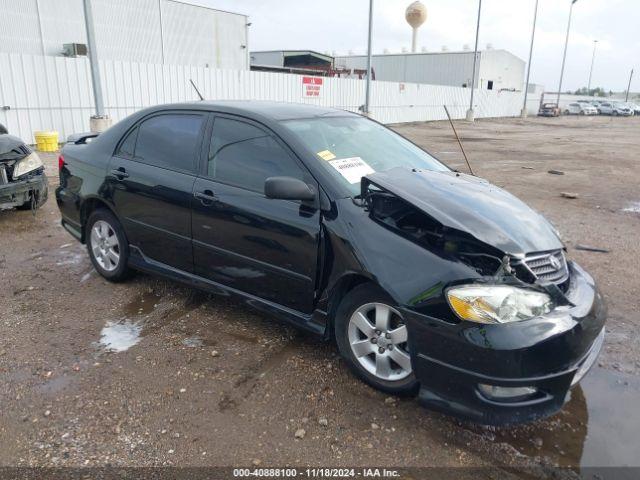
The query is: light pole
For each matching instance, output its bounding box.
[364,0,374,116]
[466,0,482,122]
[521,0,539,118]
[82,0,104,117]
[625,69,634,102]
[82,0,111,131]
[587,40,598,93]
[556,0,579,107]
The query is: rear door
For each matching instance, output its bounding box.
[107,111,206,272]
[191,114,321,313]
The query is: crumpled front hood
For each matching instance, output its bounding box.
[0,134,30,160]
[363,167,563,256]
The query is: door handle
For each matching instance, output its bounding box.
[110,168,129,179]
[194,190,216,203]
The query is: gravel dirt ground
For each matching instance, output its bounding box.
[1,115,638,477]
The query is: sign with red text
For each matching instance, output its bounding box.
[302,76,323,98]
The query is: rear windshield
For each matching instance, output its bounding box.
[281,116,449,195]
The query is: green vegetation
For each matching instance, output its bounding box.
[574,87,607,97]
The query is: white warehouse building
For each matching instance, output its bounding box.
[335,49,525,92]
[0,0,249,69]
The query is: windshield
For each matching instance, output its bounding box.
[281,116,449,195]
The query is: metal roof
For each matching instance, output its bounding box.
[164,0,248,17]
[251,50,334,62]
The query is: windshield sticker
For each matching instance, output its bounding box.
[328,157,375,184]
[317,150,336,161]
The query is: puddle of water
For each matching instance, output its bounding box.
[123,291,162,317]
[38,375,72,395]
[80,271,95,283]
[182,337,204,348]
[622,202,640,214]
[99,320,143,352]
[55,251,86,266]
[491,367,640,469]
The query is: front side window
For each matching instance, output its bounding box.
[208,117,304,192]
[281,116,449,195]
[134,114,204,172]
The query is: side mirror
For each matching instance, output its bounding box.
[264,176,315,201]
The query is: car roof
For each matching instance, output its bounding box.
[142,100,359,122]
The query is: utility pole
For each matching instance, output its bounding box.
[522,0,539,118]
[556,0,578,106]
[625,69,634,102]
[82,0,110,131]
[364,0,374,116]
[587,40,598,93]
[466,0,482,122]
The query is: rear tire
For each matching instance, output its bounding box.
[86,209,132,282]
[334,283,418,395]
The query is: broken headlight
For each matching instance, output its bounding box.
[446,285,554,324]
[13,152,43,178]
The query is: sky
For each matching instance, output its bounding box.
[194,0,638,92]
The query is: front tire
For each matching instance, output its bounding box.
[86,209,131,282]
[334,283,418,395]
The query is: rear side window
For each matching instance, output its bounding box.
[116,127,138,158]
[134,114,204,172]
[208,117,304,192]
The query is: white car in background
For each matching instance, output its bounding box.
[627,103,640,115]
[598,102,633,116]
[564,102,598,115]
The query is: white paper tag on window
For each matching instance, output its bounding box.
[328,157,375,184]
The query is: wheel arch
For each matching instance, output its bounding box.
[79,196,121,243]
[323,273,381,339]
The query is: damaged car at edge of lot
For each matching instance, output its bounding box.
[55,101,606,426]
[0,123,49,211]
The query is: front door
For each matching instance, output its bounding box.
[107,112,206,272]
[191,115,321,313]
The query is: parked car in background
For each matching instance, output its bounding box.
[598,102,633,116]
[538,103,561,117]
[565,103,598,116]
[627,102,640,115]
[0,123,49,211]
[55,101,606,425]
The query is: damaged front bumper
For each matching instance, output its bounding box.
[0,172,49,210]
[402,261,606,425]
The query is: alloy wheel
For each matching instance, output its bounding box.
[347,302,412,381]
[90,220,120,272]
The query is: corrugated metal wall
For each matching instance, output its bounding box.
[477,50,525,91]
[0,53,524,142]
[335,50,526,91]
[0,0,248,69]
[336,53,478,88]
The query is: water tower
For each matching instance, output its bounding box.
[405,1,427,53]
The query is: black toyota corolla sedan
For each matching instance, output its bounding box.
[56,101,606,425]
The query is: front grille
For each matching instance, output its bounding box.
[520,250,569,284]
[0,165,7,185]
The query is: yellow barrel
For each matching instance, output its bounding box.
[34,131,59,152]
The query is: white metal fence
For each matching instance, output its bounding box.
[0,53,524,143]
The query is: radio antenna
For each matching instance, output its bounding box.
[444,105,474,176]
[190,79,204,101]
